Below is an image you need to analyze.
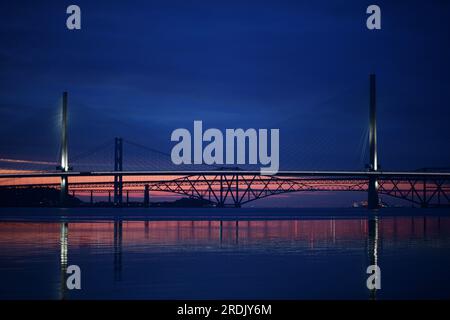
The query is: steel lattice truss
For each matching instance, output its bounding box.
[3,174,450,207]
[58,175,450,207]
[146,175,360,207]
[378,178,450,207]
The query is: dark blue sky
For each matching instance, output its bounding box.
[0,0,449,171]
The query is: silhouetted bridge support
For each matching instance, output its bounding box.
[114,137,123,206]
[144,184,150,207]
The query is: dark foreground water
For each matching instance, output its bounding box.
[0,207,450,300]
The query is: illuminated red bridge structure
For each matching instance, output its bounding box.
[1,170,450,208]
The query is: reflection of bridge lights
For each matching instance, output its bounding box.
[60,249,67,265]
[373,217,379,266]
[60,223,68,268]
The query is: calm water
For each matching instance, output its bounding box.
[0,207,450,300]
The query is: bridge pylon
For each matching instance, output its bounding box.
[59,91,69,205]
[368,74,379,209]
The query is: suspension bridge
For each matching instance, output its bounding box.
[0,75,449,209]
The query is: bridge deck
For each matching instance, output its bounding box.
[1,170,450,179]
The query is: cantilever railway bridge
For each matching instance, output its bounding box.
[1,170,449,208]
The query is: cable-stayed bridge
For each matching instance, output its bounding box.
[1,75,449,208]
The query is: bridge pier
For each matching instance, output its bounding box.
[114,137,123,206]
[368,177,379,209]
[144,184,150,207]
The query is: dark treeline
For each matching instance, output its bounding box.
[0,187,214,208]
[0,187,81,207]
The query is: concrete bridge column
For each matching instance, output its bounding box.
[60,92,69,206]
[368,74,379,209]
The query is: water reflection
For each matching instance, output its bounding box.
[113,220,122,282]
[235,221,239,245]
[1,214,450,299]
[59,222,68,300]
[144,221,149,239]
[367,217,379,300]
